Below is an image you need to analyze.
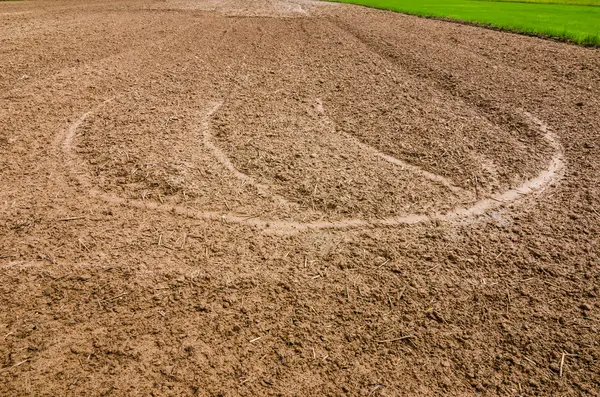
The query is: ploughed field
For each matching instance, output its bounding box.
[0,0,599,395]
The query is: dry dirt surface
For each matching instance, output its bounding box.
[1,0,599,395]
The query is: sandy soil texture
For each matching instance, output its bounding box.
[1,0,599,395]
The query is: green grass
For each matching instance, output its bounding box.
[327,0,600,45]
[478,0,600,5]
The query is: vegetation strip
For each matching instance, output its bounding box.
[326,0,600,46]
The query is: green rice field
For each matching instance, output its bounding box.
[327,0,600,46]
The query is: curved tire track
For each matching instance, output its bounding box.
[58,99,565,234]
[314,98,467,196]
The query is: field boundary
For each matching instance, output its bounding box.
[424,14,599,47]
[325,0,600,46]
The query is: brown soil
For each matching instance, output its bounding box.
[1,0,599,395]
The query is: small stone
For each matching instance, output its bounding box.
[70,345,87,354]
[584,142,595,149]
[580,303,592,311]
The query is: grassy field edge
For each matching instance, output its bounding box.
[325,0,600,46]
